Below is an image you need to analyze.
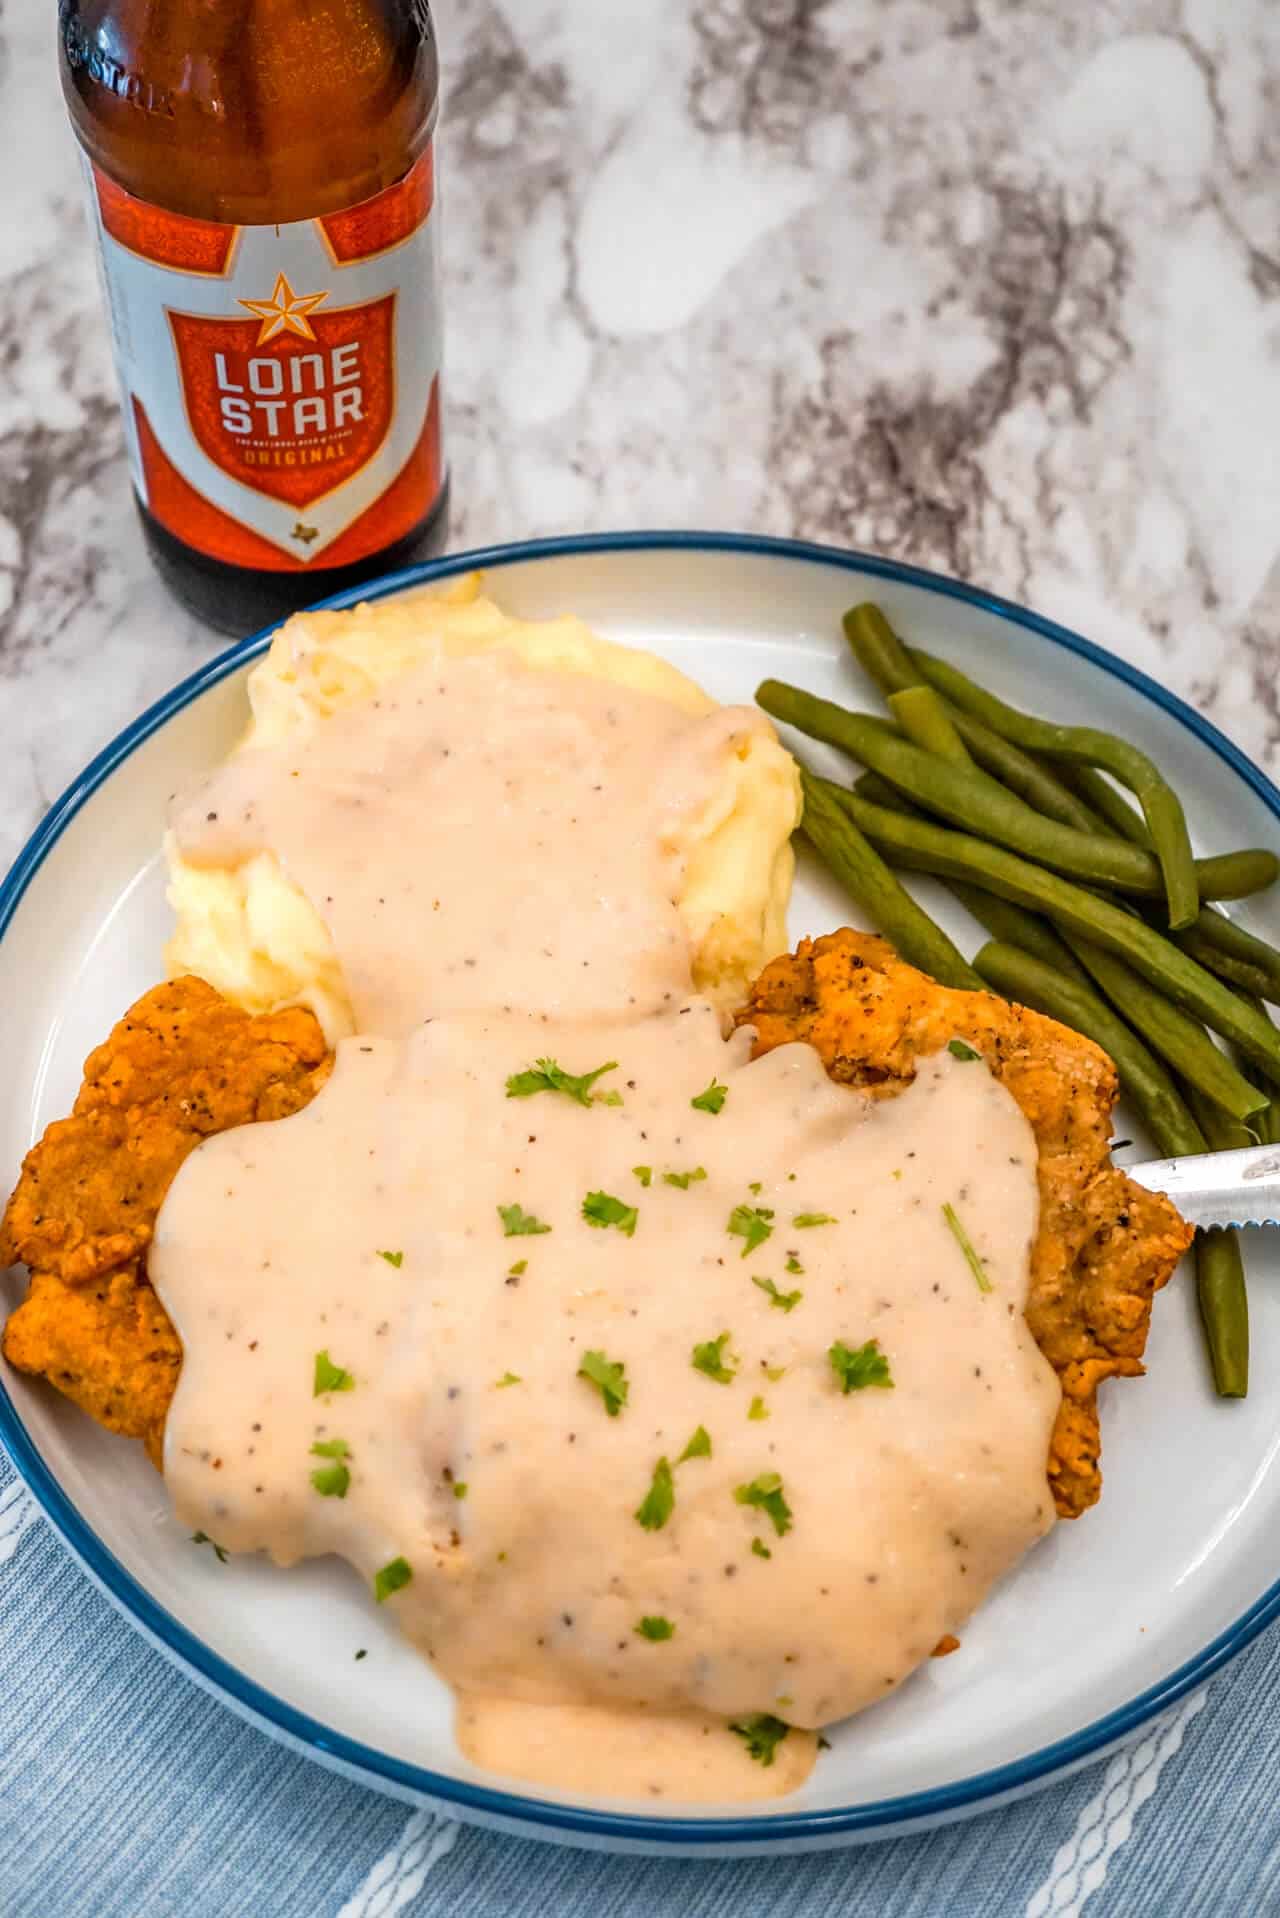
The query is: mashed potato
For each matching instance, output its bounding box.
[165,572,801,1041]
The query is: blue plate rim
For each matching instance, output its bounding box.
[2,528,1278,1848]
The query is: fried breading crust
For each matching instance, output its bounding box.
[1,978,330,1465]
[738,930,1193,1518]
[3,1266,181,1468]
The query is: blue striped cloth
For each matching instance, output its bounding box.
[0,1443,1275,1917]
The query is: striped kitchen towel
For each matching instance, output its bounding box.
[1,1444,1277,1918]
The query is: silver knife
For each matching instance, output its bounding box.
[1125,1142,1280,1231]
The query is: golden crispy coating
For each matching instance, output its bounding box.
[1,978,331,1462]
[0,977,330,1285]
[738,930,1193,1518]
[3,1266,179,1467]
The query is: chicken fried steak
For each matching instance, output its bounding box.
[3,942,1189,1514]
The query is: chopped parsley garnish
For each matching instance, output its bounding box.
[313,1350,355,1396]
[734,1471,793,1537]
[310,1458,351,1498]
[507,1259,528,1277]
[310,1440,351,1497]
[691,1332,738,1384]
[785,1255,804,1275]
[635,1615,675,1641]
[582,1190,638,1237]
[377,1248,404,1268]
[662,1166,707,1189]
[763,1363,787,1381]
[691,1079,728,1115]
[727,1203,774,1257]
[678,1424,712,1462]
[355,1649,367,1661]
[374,1556,413,1602]
[747,1395,769,1421]
[748,1181,762,1195]
[632,1165,653,1187]
[506,1056,620,1106]
[453,1481,468,1500]
[729,1712,790,1766]
[793,1212,836,1228]
[578,1349,629,1417]
[948,1038,981,1061]
[942,1201,993,1293]
[634,1457,675,1530]
[751,1537,772,1560]
[752,1275,802,1313]
[499,1202,552,1237]
[495,1371,522,1388]
[191,1530,228,1563]
[828,1337,894,1394]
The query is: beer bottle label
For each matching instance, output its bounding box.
[83,151,443,573]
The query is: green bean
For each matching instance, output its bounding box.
[947,886,1089,984]
[887,686,973,766]
[841,603,920,693]
[1062,934,1267,1120]
[1173,929,1276,1003]
[1249,1001,1280,1143]
[816,776,1280,1078]
[865,756,1218,1113]
[854,771,1095,988]
[1194,1231,1249,1398]
[906,646,1200,928]
[973,941,1199,1153]
[843,604,1108,832]
[859,767,1258,1020]
[758,680,1279,904]
[1053,763,1153,847]
[1052,761,1280,1001]
[1054,762,1280,1003]
[1182,909,1280,1003]
[1254,1092,1280,1146]
[853,769,923,815]
[1184,1087,1251,1397]
[1186,852,1278,900]
[1187,1086,1257,1155]
[797,771,982,991]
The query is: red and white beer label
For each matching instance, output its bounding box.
[85,151,443,571]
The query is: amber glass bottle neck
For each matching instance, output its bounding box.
[60,0,439,225]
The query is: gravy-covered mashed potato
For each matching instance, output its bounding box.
[166,574,801,1040]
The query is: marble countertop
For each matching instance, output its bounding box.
[1,0,1278,875]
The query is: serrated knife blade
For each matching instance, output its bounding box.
[1124,1142,1280,1231]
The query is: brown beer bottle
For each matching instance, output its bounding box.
[59,1,447,635]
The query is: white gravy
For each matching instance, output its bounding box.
[170,651,771,1034]
[154,651,1057,1803]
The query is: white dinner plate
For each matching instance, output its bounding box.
[3,533,1279,1856]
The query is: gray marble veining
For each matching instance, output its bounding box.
[1,0,1278,872]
